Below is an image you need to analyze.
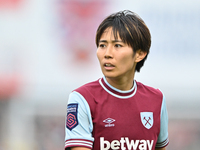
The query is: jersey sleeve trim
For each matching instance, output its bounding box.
[156,92,169,148]
[155,137,169,148]
[65,139,93,149]
[65,91,94,149]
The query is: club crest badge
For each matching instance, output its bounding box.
[66,103,78,131]
[140,112,153,129]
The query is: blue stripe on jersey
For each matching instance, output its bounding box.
[99,77,137,99]
[103,76,136,94]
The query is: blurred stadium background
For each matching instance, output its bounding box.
[0,0,200,149]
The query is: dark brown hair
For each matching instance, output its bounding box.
[96,10,151,72]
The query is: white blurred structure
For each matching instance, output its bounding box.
[0,0,200,149]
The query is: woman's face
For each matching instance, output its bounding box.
[96,27,137,80]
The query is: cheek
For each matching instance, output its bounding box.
[96,50,101,62]
[96,49,99,58]
[96,49,102,62]
[120,55,135,68]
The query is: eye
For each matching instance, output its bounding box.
[115,44,122,48]
[99,44,106,48]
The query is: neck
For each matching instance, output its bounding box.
[105,76,135,91]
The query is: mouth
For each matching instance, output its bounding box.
[103,63,115,70]
[104,63,115,67]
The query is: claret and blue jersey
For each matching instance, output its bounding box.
[65,77,169,150]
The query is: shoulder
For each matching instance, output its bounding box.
[70,78,103,117]
[72,78,103,106]
[74,78,101,94]
[136,81,163,99]
[75,79,100,90]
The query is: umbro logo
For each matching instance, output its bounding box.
[103,118,115,127]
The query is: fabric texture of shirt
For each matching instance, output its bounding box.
[65,77,169,150]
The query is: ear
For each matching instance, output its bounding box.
[135,50,147,63]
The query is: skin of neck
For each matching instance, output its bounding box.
[105,64,136,91]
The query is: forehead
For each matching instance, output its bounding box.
[100,27,121,40]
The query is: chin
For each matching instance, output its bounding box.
[102,70,121,79]
[103,73,118,79]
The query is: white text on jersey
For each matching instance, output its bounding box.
[100,137,154,150]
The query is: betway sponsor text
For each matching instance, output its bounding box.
[100,137,154,150]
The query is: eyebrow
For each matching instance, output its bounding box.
[99,40,124,43]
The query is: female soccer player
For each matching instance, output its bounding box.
[65,10,169,150]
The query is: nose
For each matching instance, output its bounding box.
[104,45,113,59]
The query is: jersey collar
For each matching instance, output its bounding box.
[99,77,137,99]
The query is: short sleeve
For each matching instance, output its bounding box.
[65,91,94,149]
[156,94,169,148]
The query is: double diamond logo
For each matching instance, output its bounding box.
[103,118,115,127]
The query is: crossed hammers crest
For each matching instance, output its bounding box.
[143,117,152,126]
